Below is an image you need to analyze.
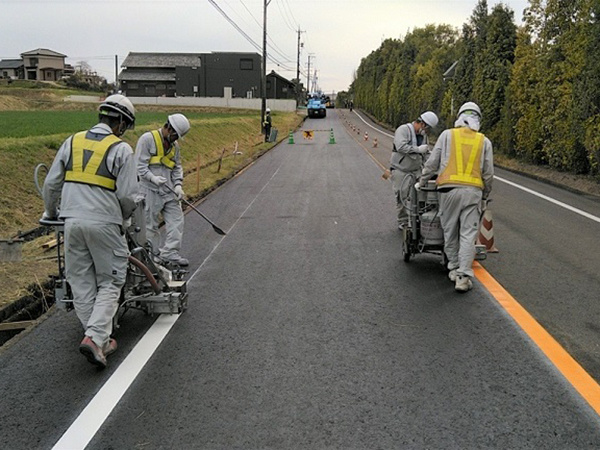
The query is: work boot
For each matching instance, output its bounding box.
[79,336,107,368]
[448,269,457,282]
[455,275,473,293]
[103,338,118,358]
[167,255,189,266]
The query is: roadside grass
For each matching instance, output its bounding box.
[0,92,303,310]
[0,109,258,138]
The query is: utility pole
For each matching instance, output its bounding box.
[307,53,314,97]
[114,55,118,93]
[261,0,271,136]
[296,27,305,106]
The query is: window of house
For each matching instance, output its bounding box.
[129,83,139,90]
[240,58,253,70]
[145,85,156,95]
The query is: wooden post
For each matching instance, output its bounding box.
[217,147,226,173]
[196,153,201,193]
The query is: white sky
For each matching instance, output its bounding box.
[0,0,529,94]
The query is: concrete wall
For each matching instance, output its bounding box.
[65,95,297,112]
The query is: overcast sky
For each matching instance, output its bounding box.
[1,0,529,94]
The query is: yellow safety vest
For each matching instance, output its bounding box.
[437,128,485,189]
[148,130,176,169]
[65,131,122,191]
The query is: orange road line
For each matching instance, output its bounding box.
[342,109,600,415]
[474,262,600,416]
[341,113,387,172]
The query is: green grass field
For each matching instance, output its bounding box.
[0,110,257,138]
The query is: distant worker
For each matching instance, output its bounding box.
[42,94,138,367]
[264,108,272,142]
[135,113,191,266]
[390,111,438,230]
[418,102,494,292]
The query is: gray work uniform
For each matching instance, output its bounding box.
[43,123,138,349]
[420,127,494,277]
[390,123,428,227]
[135,130,184,261]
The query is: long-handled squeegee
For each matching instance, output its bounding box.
[164,184,227,236]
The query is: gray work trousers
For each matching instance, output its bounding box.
[64,219,128,348]
[143,188,184,260]
[391,168,418,227]
[438,187,482,278]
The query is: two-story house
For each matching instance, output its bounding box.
[20,48,67,81]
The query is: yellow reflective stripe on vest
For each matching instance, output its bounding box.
[438,128,484,188]
[148,130,176,169]
[65,131,121,190]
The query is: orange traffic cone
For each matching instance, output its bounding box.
[373,137,378,148]
[477,206,498,252]
[364,132,369,141]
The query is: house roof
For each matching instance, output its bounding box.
[0,59,23,69]
[119,70,176,82]
[21,48,67,58]
[122,51,261,68]
[267,70,295,86]
[122,53,203,68]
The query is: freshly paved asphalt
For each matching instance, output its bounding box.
[1,109,600,449]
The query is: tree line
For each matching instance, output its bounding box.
[349,0,600,178]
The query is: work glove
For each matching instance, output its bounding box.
[416,144,430,154]
[149,175,167,187]
[414,182,421,191]
[174,185,185,200]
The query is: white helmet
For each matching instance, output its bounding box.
[419,111,438,128]
[266,108,271,113]
[457,102,481,118]
[168,113,191,138]
[99,94,136,129]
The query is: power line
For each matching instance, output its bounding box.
[207,0,294,71]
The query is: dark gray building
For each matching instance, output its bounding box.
[266,70,296,100]
[119,52,262,98]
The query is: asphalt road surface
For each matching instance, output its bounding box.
[1,109,600,449]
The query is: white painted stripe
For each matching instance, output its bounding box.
[353,110,394,138]
[52,314,179,450]
[495,175,600,224]
[52,164,283,450]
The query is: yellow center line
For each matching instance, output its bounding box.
[474,262,600,416]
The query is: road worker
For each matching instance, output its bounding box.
[263,107,272,142]
[42,94,138,367]
[135,113,191,266]
[390,111,438,230]
[418,102,494,292]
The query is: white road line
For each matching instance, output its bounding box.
[495,175,600,224]
[52,165,283,450]
[351,111,600,224]
[352,110,393,138]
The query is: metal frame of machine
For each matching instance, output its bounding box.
[39,204,188,329]
[401,180,487,264]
